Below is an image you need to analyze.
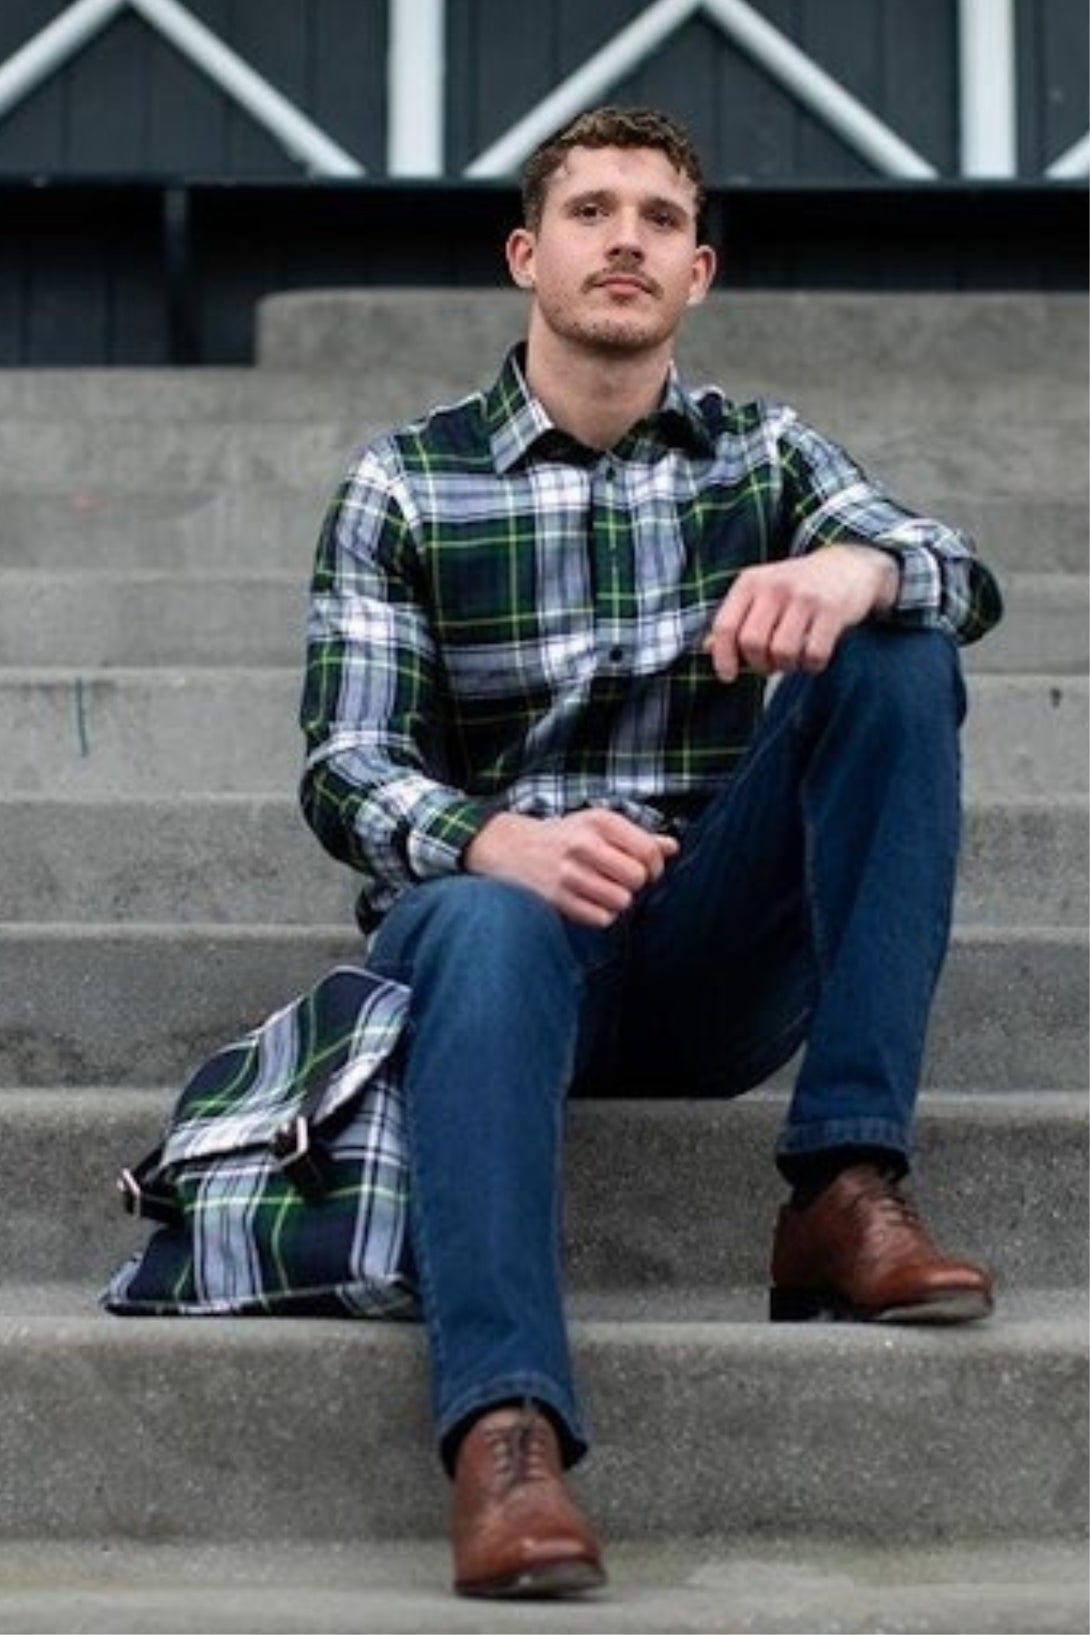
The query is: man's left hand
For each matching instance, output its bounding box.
[704,544,899,684]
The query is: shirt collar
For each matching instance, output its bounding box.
[487,344,715,473]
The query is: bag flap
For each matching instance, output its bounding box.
[159,964,409,1169]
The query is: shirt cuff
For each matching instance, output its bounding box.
[403,796,500,881]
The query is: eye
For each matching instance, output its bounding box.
[574,200,604,221]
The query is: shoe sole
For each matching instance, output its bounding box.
[769,1286,994,1324]
[456,1557,607,1599]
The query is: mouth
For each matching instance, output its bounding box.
[589,271,657,297]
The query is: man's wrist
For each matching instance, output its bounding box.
[837,542,901,613]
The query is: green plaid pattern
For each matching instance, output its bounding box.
[102,966,419,1318]
[300,344,1002,930]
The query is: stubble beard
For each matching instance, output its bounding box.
[544,297,674,358]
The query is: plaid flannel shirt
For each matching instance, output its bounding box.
[301,344,1002,929]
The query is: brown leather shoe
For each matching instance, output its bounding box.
[451,1404,606,1599]
[770,1163,994,1323]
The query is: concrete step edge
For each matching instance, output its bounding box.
[2,1084,1084,1116]
[3,924,1084,1092]
[0,1535,1086,1635]
[0,1287,1083,1545]
[2,920,1082,944]
[2,664,1085,684]
[3,1088,1085,1295]
[1,1280,1085,1325]
[0,789,1083,813]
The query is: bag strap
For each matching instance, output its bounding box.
[117,1063,336,1223]
[116,967,402,1221]
[117,1148,183,1228]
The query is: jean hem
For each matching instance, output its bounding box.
[437,1372,589,1475]
[776,1116,910,1172]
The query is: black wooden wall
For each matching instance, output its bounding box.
[0,0,1086,363]
[0,0,1085,181]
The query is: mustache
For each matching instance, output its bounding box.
[584,259,661,297]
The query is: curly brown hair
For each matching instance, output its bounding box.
[520,105,706,230]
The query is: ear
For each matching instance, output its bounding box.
[506,227,536,290]
[686,243,717,307]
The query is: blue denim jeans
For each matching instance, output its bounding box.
[367,626,966,1470]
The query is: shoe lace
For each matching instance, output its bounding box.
[862,1171,916,1213]
[850,1171,934,1244]
[482,1406,554,1498]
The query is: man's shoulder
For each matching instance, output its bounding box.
[371,383,494,472]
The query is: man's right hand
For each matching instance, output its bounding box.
[464,809,678,927]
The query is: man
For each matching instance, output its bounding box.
[299,106,1002,1600]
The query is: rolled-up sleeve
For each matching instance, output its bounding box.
[774,404,1003,644]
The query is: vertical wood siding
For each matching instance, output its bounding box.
[0,0,1083,180]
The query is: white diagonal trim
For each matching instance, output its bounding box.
[388,0,445,176]
[0,0,125,124]
[467,0,936,181]
[130,0,364,175]
[702,0,937,178]
[958,0,1017,176]
[466,0,702,177]
[0,0,364,176]
[1047,131,1090,179]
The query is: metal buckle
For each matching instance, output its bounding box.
[271,1115,329,1200]
[116,1164,182,1228]
[117,1166,144,1217]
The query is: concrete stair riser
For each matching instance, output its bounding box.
[0,370,1086,431]
[0,1092,1083,1292]
[0,1537,1086,1635]
[2,490,1084,576]
[0,1298,1084,1544]
[0,292,1083,401]
[0,925,1084,1090]
[255,290,1090,384]
[1,416,1083,507]
[2,796,1084,929]
[0,672,1084,799]
[1,571,1084,674]
[0,489,324,577]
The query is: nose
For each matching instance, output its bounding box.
[605,208,645,261]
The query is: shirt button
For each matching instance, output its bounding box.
[609,645,624,664]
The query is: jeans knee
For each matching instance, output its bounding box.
[826,624,966,733]
[372,874,572,985]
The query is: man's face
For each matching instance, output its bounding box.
[507,144,716,356]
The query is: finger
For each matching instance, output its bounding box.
[559,864,634,921]
[798,609,842,672]
[732,597,785,675]
[580,812,675,876]
[764,602,814,672]
[705,576,758,682]
[556,893,621,929]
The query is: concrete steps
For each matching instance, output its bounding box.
[0,1284,1085,1549]
[1,923,1086,1089]
[1,405,1085,499]
[3,485,1086,575]
[0,289,1085,1627]
[0,669,1085,798]
[1,794,1084,927]
[1,1092,1084,1291]
[0,1536,1086,1635]
[1,569,1085,672]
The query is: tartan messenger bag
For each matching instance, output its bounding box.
[101,964,421,1319]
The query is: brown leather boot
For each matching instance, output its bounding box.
[770,1162,994,1323]
[451,1404,606,1599]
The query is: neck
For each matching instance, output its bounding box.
[522,319,672,450]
